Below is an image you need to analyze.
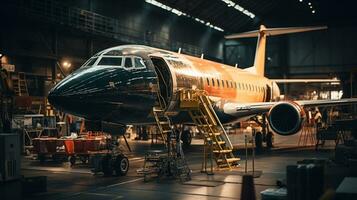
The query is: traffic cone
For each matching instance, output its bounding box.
[241,174,256,200]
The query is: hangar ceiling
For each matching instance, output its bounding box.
[156,0,357,33]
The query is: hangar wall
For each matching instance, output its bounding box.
[0,0,224,96]
[224,27,357,75]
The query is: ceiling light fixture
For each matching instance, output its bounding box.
[145,0,224,32]
[221,0,255,19]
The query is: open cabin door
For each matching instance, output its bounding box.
[150,56,173,110]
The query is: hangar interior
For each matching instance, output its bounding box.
[1,0,357,199]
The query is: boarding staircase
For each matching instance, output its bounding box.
[12,72,29,96]
[179,89,240,170]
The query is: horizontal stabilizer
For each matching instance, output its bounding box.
[225,26,327,39]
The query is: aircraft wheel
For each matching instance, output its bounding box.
[102,154,113,176]
[80,155,89,164]
[114,155,129,176]
[69,156,76,166]
[266,132,274,148]
[255,132,263,150]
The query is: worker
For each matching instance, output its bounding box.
[314,107,323,130]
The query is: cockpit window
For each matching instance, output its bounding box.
[124,57,133,68]
[97,57,123,66]
[134,57,146,68]
[81,57,97,68]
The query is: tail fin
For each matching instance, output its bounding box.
[225,25,327,76]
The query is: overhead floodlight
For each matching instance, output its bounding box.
[312,10,316,13]
[308,2,312,5]
[145,0,224,32]
[221,0,255,19]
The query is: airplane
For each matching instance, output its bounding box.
[48,25,357,155]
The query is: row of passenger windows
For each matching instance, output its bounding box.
[82,56,146,69]
[201,77,265,93]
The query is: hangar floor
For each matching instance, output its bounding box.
[21,135,335,200]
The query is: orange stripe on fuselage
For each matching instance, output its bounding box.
[182,54,270,103]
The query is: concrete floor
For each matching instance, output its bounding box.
[21,134,335,200]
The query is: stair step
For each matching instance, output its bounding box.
[162,130,172,133]
[217,158,241,163]
[153,108,164,112]
[199,124,213,127]
[213,149,232,153]
[208,132,221,136]
[159,121,169,125]
[213,141,225,145]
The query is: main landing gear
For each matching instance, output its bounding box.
[253,114,274,151]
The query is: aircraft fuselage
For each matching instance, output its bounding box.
[48,45,280,125]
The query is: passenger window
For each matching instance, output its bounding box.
[221,80,224,87]
[200,77,203,86]
[226,80,229,88]
[134,57,146,68]
[98,57,123,66]
[206,78,210,86]
[230,81,233,88]
[212,78,215,87]
[124,57,133,68]
[234,82,237,88]
[217,79,220,87]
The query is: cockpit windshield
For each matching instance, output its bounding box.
[80,53,146,69]
[98,57,123,66]
[81,57,98,68]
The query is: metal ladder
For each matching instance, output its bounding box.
[150,104,191,181]
[152,106,174,147]
[180,89,240,170]
[12,72,29,96]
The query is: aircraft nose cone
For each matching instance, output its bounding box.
[48,80,78,113]
[47,71,90,115]
[47,87,70,111]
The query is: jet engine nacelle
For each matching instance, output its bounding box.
[268,101,306,136]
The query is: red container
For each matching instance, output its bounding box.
[73,139,86,154]
[32,138,58,154]
[63,139,74,155]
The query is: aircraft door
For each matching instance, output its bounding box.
[265,84,271,102]
[150,57,173,109]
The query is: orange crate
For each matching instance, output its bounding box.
[63,139,74,155]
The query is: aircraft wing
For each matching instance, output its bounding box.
[271,79,340,83]
[223,98,357,117]
[296,98,357,107]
